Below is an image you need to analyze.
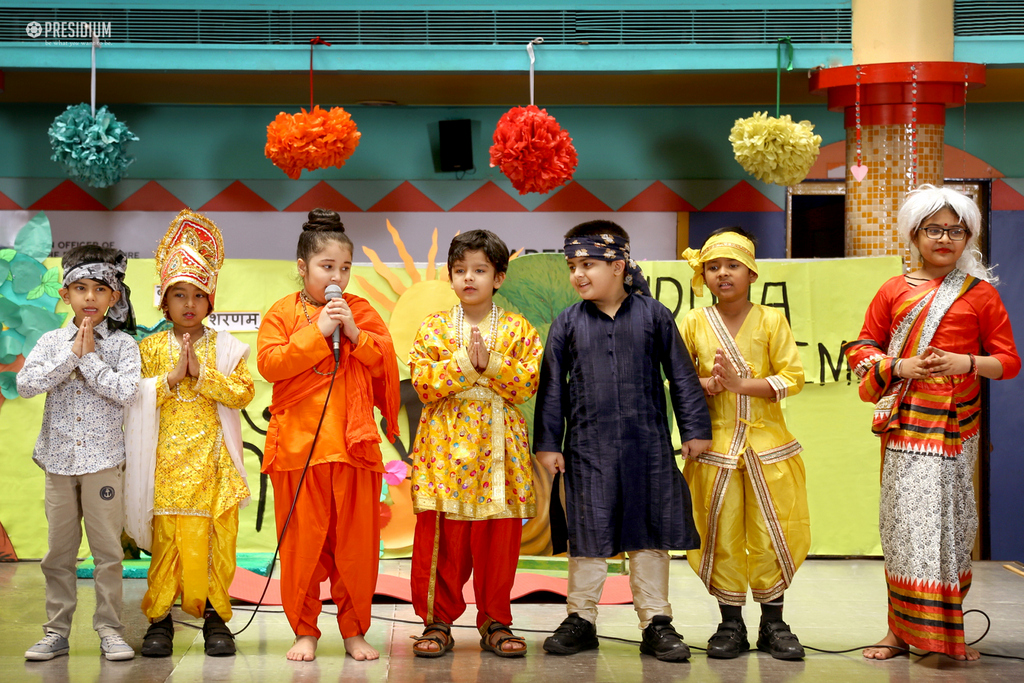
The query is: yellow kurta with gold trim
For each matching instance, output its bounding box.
[679,304,804,468]
[141,329,252,518]
[409,306,543,520]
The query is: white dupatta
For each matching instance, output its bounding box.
[123,330,251,552]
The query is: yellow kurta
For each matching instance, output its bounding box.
[409,306,543,520]
[679,304,810,605]
[139,328,254,620]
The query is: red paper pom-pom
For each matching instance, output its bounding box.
[265,105,361,180]
[489,105,578,195]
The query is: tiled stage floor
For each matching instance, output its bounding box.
[2,558,1023,682]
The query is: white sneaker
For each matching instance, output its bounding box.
[25,631,69,660]
[100,634,135,661]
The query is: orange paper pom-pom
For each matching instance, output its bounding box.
[489,105,578,195]
[265,105,361,180]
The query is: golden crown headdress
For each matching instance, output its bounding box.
[156,209,225,301]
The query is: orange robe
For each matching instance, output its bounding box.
[257,292,400,639]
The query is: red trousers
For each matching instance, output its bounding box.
[270,462,381,639]
[410,511,523,628]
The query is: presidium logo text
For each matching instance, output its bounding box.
[25,21,112,41]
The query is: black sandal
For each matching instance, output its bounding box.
[411,622,454,657]
[479,619,527,658]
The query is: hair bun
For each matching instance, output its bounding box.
[302,208,345,233]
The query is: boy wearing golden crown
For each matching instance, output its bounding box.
[679,227,809,661]
[125,210,254,658]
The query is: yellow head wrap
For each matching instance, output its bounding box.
[681,232,758,297]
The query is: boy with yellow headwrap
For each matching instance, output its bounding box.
[124,210,254,658]
[679,227,810,661]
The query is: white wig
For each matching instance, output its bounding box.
[896,184,996,283]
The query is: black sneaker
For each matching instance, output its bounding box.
[756,620,805,660]
[141,615,174,658]
[203,612,236,656]
[543,613,599,655]
[706,619,749,659]
[639,615,691,662]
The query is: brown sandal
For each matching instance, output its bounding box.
[411,622,454,657]
[479,619,527,658]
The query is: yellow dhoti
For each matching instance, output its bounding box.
[141,508,239,621]
[684,452,810,606]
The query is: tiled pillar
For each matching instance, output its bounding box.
[810,62,985,265]
[844,123,944,264]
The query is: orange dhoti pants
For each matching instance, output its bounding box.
[410,511,523,629]
[269,462,382,639]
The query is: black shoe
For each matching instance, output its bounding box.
[639,615,691,662]
[707,619,749,659]
[203,612,236,657]
[756,620,805,660]
[543,613,599,655]
[141,615,174,658]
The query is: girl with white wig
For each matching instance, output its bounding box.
[846,184,1019,661]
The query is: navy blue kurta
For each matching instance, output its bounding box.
[534,294,712,558]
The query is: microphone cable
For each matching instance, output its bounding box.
[228,351,340,637]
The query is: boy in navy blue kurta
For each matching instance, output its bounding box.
[535,221,712,662]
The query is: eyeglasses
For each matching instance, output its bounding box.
[918,226,969,241]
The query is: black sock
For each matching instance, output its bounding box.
[204,600,218,620]
[719,604,743,623]
[760,599,784,625]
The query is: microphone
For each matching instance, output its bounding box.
[324,284,343,362]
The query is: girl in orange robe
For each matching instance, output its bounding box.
[257,209,400,662]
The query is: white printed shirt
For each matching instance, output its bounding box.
[17,319,141,475]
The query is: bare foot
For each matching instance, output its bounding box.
[344,634,379,661]
[287,635,318,661]
[863,629,908,660]
[952,645,981,661]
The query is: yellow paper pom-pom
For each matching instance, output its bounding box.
[729,112,822,187]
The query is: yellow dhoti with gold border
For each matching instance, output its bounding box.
[133,329,253,621]
[684,453,810,605]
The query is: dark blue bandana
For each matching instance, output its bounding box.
[563,233,652,296]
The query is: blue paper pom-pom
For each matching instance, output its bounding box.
[48,103,139,188]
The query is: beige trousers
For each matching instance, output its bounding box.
[41,465,125,638]
[567,549,671,628]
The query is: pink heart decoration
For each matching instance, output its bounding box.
[850,164,869,182]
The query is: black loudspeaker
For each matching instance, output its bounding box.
[439,119,473,172]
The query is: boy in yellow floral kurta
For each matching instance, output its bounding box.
[408,230,542,658]
[125,210,254,659]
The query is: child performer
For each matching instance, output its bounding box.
[18,245,140,662]
[845,185,1019,662]
[680,228,809,660]
[534,221,712,663]
[257,208,401,662]
[407,230,543,658]
[124,210,254,658]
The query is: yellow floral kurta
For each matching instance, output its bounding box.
[409,306,543,520]
[679,304,809,606]
[139,328,254,620]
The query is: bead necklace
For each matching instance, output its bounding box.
[299,291,334,376]
[454,302,499,352]
[167,329,207,403]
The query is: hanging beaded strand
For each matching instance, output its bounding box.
[910,64,919,190]
[855,66,862,169]
[962,69,969,179]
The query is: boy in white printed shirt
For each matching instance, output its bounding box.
[17,245,141,662]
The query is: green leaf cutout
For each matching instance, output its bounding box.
[13,212,53,262]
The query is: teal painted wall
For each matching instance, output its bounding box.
[3,102,1023,181]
